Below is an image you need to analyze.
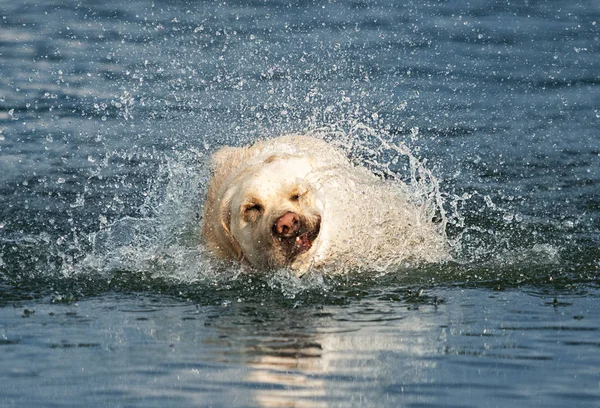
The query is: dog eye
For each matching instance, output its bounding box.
[242,202,263,223]
[244,203,263,214]
[290,188,306,201]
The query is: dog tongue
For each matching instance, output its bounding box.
[295,233,311,250]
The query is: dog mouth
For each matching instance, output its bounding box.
[291,218,321,257]
[272,214,321,262]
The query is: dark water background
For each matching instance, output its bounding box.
[1,0,599,406]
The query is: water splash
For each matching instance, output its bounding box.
[1,107,589,295]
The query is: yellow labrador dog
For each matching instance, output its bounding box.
[202,135,449,276]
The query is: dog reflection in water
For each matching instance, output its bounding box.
[202,134,449,276]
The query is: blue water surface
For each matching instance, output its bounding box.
[1,0,599,407]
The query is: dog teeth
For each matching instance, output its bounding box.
[296,236,300,242]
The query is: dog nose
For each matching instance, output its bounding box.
[273,212,300,237]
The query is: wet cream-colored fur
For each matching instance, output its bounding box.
[202,135,449,275]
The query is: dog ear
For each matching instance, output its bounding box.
[210,146,252,190]
[212,146,243,171]
[263,153,298,164]
[218,191,243,262]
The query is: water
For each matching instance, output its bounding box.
[1,0,599,406]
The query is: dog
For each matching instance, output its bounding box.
[202,134,449,276]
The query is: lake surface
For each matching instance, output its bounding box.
[1,0,599,406]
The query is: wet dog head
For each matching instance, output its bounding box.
[218,154,322,273]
